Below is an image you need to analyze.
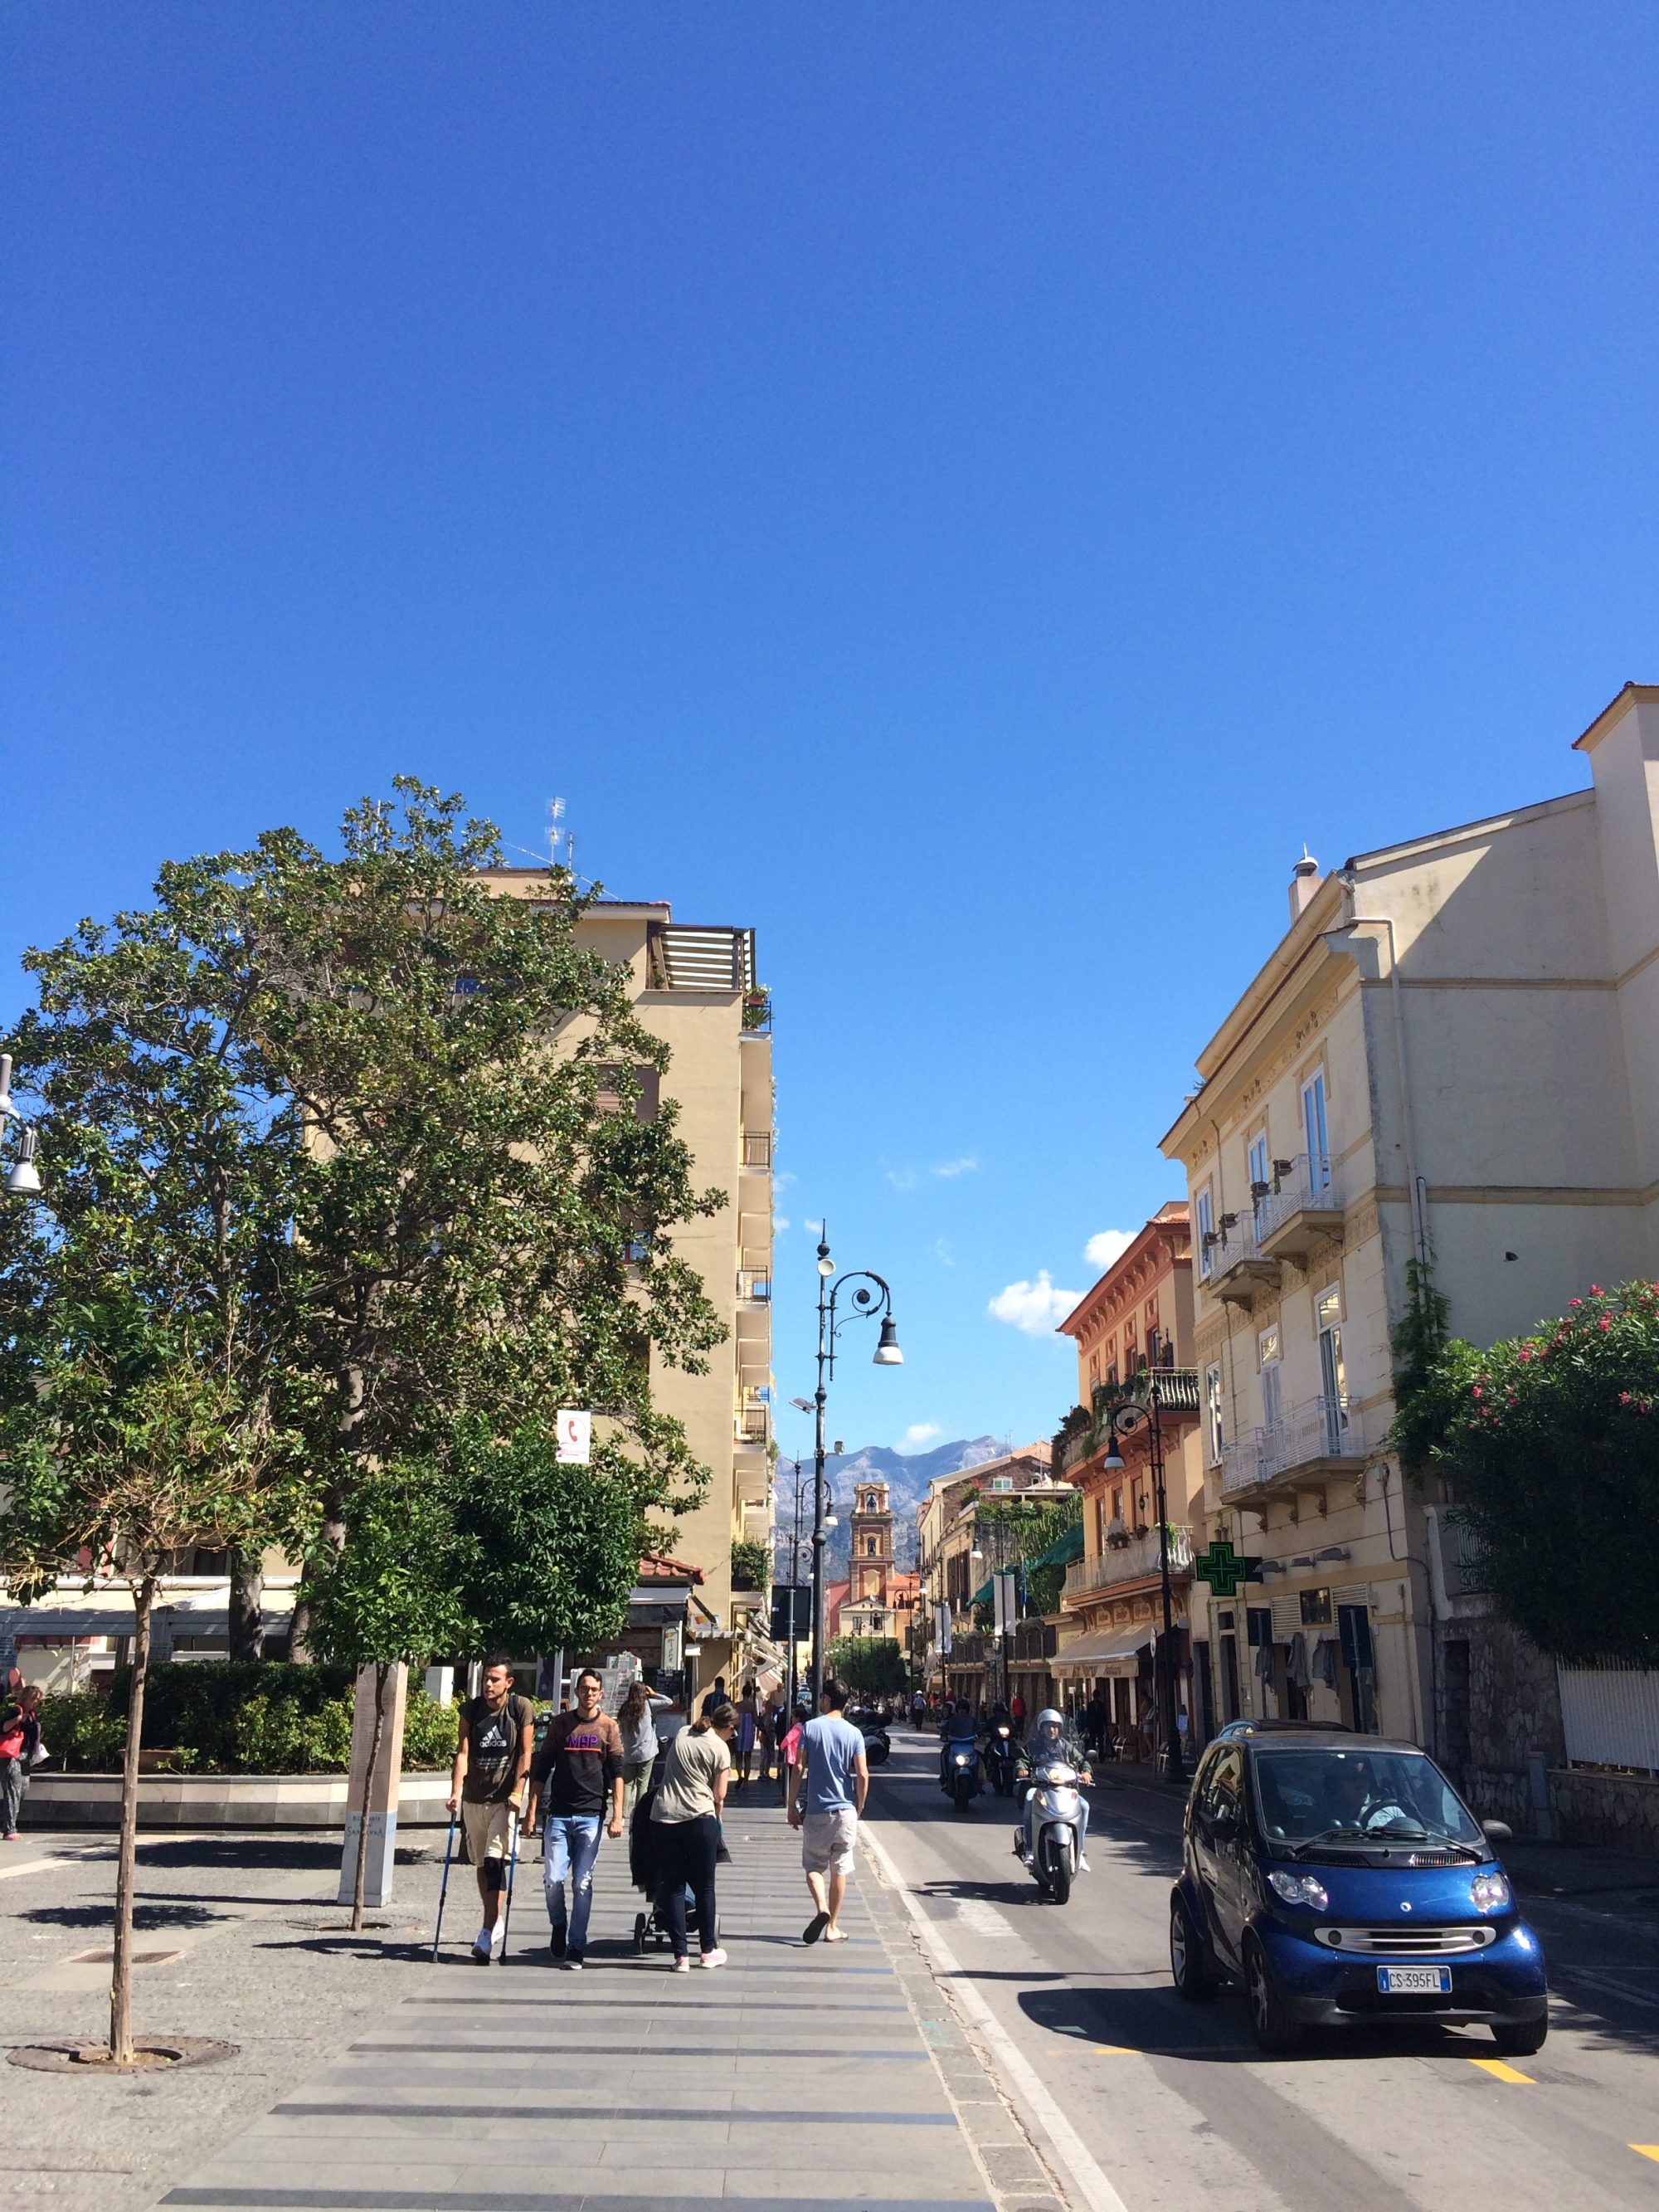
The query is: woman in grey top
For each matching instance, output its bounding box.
[649,1701,737,1971]
[615,1680,673,1824]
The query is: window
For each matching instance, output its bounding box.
[1258,1322,1283,1430]
[991,1475,1012,1493]
[865,1537,878,1556]
[1204,1362,1224,1466]
[1195,1186,1214,1278]
[1088,1353,1100,1390]
[1301,1069,1330,1187]
[1300,1587,1332,1625]
[1247,1130,1271,1216]
[1316,1281,1348,1450]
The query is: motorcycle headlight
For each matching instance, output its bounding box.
[1267,1869,1330,1910]
[1471,1872,1511,1912]
[953,1750,974,1766]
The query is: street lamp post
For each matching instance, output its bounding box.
[1102,1381,1185,1785]
[0,1056,44,1198]
[809,1230,902,1710]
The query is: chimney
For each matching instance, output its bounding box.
[1288,849,1321,923]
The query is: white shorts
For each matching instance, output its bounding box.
[800,1808,858,1875]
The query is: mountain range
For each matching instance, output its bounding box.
[771,1435,1010,1580]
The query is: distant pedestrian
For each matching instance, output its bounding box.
[698,1674,728,1717]
[734,1685,758,1785]
[651,1698,737,1970]
[526,1668,625,1970]
[0,1686,42,1840]
[447,1659,535,1964]
[790,1679,868,1946]
[760,1694,784,1781]
[779,1698,809,1805]
[1010,1691,1027,1737]
[615,1680,670,1824]
[1084,1693,1108,1758]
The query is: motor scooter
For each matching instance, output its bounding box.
[943,1739,982,1812]
[983,1722,1017,1797]
[1017,1753,1087,1903]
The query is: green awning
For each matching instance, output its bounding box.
[1027,1520,1084,1572]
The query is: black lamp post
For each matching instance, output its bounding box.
[810,1230,902,1710]
[1102,1380,1185,1785]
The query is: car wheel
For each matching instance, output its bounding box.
[1491,2014,1548,2058]
[1244,1937,1301,2054]
[1170,1895,1217,2001]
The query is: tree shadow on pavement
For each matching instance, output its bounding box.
[17,1901,227,1929]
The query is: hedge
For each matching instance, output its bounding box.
[37,1664,467,1775]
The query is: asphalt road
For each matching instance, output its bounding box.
[863,1726,1659,2212]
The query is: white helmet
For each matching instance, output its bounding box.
[1034,1708,1064,1734]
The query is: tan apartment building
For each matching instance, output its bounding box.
[1051,1206,1204,1755]
[1160,683,1659,1820]
[478,884,777,1700]
[914,1444,1065,1704]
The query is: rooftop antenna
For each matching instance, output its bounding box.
[549,797,576,879]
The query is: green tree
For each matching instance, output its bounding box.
[825,1636,907,1696]
[729,1537,771,1593]
[0,1298,306,2062]
[1395,1279,1659,1663]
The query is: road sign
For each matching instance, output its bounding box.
[770,1585,812,1641]
[556,1409,591,1464]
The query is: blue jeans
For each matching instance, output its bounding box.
[542,1815,603,1954]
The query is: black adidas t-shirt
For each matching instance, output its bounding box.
[460,1693,533,1805]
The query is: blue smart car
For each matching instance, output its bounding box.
[1170,1729,1548,2056]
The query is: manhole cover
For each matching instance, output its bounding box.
[10,2037,238,2073]
[68,1949,180,1967]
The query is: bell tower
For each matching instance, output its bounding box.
[849,1479,894,1605]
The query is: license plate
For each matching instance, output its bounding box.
[1377,1966,1452,1995]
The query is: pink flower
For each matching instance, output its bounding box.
[1589,1284,1603,1296]
[1569,1298,1583,1308]
[1620,1392,1632,1406]
[1598,1315,1612,1332]
[1519,1347,1534,1362]
[1472,1386,1483,1400]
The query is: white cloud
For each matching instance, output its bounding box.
[934,1157,978,1179]
[804,1217,824,1235]
[898,1422,941,1449]
[775,1216,791,1234]
[988,1271,1081,1337]
[1084,1228,1135,1272]
[885,1167,920,1192]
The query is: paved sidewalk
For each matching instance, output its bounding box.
[158,1791,1051,2212]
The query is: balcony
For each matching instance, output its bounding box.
[647,923,756,994]
[742,1131,774,1172]
[1219,1396,1365,1500]
[1255,1153,1345,1261]
[1199,1212,1282,1307]
[1063,1525,1194,1605]
[737,1268,771,1306]
[737,1402,771,1449]
[1057,1370,1201,1474]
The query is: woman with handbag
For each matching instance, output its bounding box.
[649,1699,737,1971]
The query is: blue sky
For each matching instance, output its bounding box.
[4,7,1657,1464]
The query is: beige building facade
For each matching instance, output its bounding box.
[1160,683,1659,1780]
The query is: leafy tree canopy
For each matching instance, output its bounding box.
[826,1635,908,1695]
[1396,1279,1659,1664]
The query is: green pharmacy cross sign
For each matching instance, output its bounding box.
[1193,1538,1262,1598]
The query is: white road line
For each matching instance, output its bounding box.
[861,1820,1133,2212]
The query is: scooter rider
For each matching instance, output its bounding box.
[938,1698,979,1791]
[1014,1708,1092,1870]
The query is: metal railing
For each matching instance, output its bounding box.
[1254,1152,1341,1242]
[1219,1396,1362,1494]
[1063,1526,1194,1601]
[737,1403,771,1447]
[742,1132,773,1171]
[1203,1210,1266,1276]
[737,1269,771,1303]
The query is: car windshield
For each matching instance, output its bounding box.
[1251,1747,1483,1853]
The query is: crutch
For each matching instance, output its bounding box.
[431,1809,459,1963]
[499,1809,523,1961]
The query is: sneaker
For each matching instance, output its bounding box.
[1078,1855,1091,1873]
[471,1937,493,1965]
[565,1954,585,1971]
[488,1919,506,1958]
[672,1955,691,1973]
[699,1947,728,1970]
[2,1832,17,1843]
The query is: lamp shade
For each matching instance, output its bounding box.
[873,1316,903,1366]
[4,1125,41,1197]
[1102,1435,1125,1471]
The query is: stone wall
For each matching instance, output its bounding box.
[1435,1607,1564,1835]
[1548,1769,1659,1852]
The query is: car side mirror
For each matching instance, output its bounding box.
[1481,1819,1512,1844]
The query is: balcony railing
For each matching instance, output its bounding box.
[1058,1370,1200,1474]
[1255,1152,1345,1255]
[1219,1396,1364,1495]
[737,1269,771,1303]
[737,1403,771,1448]
[742,1132,773,1171]
[1063,1525,1194,1603]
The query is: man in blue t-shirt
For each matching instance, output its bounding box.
[788,1680,868,1946]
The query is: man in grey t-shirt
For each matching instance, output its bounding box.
[788,1680,868,1945]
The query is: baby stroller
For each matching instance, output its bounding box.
[627,1781,722,1954]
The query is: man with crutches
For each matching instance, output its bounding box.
[525,1667,624,1970]
[446,1657,535,1965]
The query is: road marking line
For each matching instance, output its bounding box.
[860,1821,1133,2212]
[1631,2146,1659,2165]
[1470,2058,1535,2084]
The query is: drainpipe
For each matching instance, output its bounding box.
[1325,889,1427,1272]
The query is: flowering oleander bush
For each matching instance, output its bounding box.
[1394,1280,1659,1664]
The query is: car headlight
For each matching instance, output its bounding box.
[1471,1872,1511,1912]
[1268,1869,1330,1910]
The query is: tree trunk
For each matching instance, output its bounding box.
[227,1551,265,1662]
[110,1578,153,2064]
[349,1661,389,1934]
